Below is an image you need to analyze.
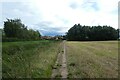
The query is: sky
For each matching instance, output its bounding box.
[0,0,119,36]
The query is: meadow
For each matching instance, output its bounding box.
[2,40,61,78]
[66,41,118,78]
[2,40,119,78]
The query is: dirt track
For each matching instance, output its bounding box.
[51,40,68,78]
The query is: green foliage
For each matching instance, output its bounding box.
[67,24,118,41]
[3,18,41,41]
[4,19,22,38]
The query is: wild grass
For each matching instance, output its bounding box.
[66,41,118,78]
[2,40,61,78]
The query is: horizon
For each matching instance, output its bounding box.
[0,0,119,36]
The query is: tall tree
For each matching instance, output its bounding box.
[4,19,23,38]
[67,24,118,41]
[3,18,41,41]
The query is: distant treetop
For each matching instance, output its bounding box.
[66,24,119,41]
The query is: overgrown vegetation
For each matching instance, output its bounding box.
[3,18,41,42]
[2,40,61,78]
[66,24,119,41]
[66,41,118,78]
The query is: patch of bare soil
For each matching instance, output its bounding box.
[51,41,68,79]
[61,41,68,78]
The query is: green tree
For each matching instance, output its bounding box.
[66,24,118,41]
[4,19,23,38]
[3,18,41,41]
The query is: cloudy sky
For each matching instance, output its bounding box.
[0,0,119,36]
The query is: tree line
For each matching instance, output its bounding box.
[66,24,119,41]
[3,18,41,41]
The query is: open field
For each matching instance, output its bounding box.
[2,40,119,78]
[66,41,118,78]
[2,40,62,78]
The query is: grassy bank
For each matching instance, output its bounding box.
[66,41,118,78]
[2,40,61,78]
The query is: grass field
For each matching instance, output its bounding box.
[2,40,62,78]
[2,40,119,78]
[66,41,118,78]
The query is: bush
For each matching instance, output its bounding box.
[2,37,41,42]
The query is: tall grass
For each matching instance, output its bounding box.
[2,40,61,78]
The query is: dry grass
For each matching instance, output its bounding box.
[66,41,118,78]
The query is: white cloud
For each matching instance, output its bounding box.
[1,0,119,35]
